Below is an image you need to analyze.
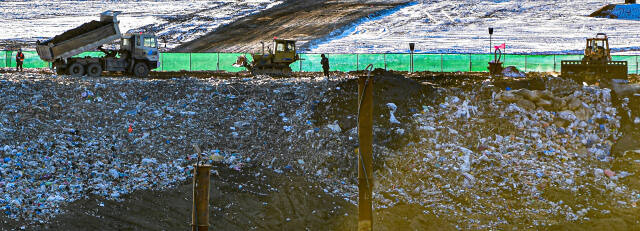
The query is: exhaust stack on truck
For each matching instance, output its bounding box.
[36,11,159,77]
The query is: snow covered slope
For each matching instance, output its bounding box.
[0,0,280,50]
[309,0,640,54]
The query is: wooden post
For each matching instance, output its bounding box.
[192,164,211,231]
[357,76,373,231]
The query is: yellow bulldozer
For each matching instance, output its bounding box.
[234,38,301,76]
[561,33,627,82]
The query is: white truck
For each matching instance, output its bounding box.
[36,11,159,77]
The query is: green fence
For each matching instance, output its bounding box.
[2,51,639,74]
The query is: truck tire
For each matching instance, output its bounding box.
[87,63,102,77]
[133,62,149,78]
[69,63,85,77]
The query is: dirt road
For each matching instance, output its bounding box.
[173,0,411,53]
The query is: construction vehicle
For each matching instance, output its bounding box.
[234,39,301,76]
[36,11,159,77]
[561,33,627,82]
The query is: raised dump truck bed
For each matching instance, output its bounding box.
[36,11,121,62]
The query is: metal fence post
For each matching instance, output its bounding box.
[524,55,527,72]
[189,53,192,71]
[553,54,556,72]
[440,54,443,72]
[161,53,164,71]
[356,54,359,71]
[299,56,302,72]
[637,55,638,74]
[469,54,472,72]
[217,53,220,71]
[384,53,387,71]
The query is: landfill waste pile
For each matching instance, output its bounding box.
[372,76,640,229]
[0,71,358,223]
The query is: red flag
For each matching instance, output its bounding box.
[494,43,506,50]
[128,124,133,133]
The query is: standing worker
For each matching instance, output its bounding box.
[321,54,330,78]
[16,49,25,72]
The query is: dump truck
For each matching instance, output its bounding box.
[36,11,159,77]
[561,33,627,82]
[234,39,301,76]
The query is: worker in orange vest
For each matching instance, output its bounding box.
[16,49,25,71]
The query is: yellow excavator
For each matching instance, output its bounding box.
[561,33,627,82]
[234,38,301,76]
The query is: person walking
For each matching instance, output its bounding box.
[16,49,25,72]
[320,54,330,78]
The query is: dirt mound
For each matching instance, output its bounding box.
[312,69,437,149]
[172,0,410,52]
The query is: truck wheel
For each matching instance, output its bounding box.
[134,62,149,78]
[69,63,85,77]
[87,63,102,77]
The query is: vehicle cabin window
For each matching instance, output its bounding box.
[276,42,285,52]
[144,37,156,48]
[286,42,295,51]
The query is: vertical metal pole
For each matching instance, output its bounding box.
[192,164,211,231]
[636,55,638,74]
[356,54,359,72]
[410,52,413,73]
[553,55,556,72]
[384,53,387,71]
[490,34,492,54]
[189,53,192,71]
[524,55,527,72]
[469,54,472,72]
[299,55,302,72]
[440,54,443,72]
[357,76,373,231]
[161,53,164,71]
[217,53,220,71]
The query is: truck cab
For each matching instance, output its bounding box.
[121,33,159,69]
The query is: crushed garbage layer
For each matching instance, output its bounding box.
[0,70,639,230]
[370,76,640,229]
[0,71,356,223]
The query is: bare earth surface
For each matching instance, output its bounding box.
[172,0,410,53]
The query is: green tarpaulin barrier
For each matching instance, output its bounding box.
[0,51,6,68]
[414,54,440,72]
[386,54,410,72]
[299,54,323,72]
[1,50,638,74]
[470,54,493,72]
